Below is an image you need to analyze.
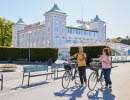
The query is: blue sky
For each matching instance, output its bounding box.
[0,0,130,39]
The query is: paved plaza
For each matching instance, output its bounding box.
[0,61,130,100]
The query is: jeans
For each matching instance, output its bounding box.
[78,66,87,85]
[103,68,112,86]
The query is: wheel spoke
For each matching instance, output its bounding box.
[88,72,97,90]
[75,71,80,85]
[62,71,71,89]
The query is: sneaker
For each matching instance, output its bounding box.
[109,84,112,89]
[79,84,84,87]
[105,85,108,89]
[84,83,87,87]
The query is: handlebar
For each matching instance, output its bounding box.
[111,66,118,68]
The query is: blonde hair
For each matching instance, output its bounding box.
[78,47,83,50]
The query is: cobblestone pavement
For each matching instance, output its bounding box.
[0,61,130,100]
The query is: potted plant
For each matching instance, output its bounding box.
[0,64,17,72]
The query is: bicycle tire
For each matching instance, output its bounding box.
[100,74,105,86]
[88,71,98,90]
[62,71,71,89]
[74,71,80,85]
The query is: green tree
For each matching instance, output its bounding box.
[0,18,14,46]
[126,35,129,39]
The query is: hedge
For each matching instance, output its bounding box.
[70,45,110,64]
[0,47,58,62]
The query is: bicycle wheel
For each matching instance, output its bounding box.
[75,71,80,85]
[62,71,71,89]
[100,74,105,86]
[88,71,98,90]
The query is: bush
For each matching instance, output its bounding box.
[0,47,58,62]
[70,45,110,64]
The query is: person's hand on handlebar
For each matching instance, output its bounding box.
[91,58,95,61]
[64,58,68,61]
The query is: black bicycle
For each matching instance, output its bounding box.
[62,60,80,89]
[88,59,118,90]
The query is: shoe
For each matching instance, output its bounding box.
[109,84,112,89]
[105,85,108,89]
[84,83,87,87]
[79,84,84,87]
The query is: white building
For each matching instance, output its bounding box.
[12,4,106,59]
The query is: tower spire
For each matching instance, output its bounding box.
[54,3,57,6]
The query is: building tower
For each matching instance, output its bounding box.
[89,15,106,42]
[12,18,26,47]
[44,3,67,47]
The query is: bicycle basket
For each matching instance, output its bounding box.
[64,64,72,70]
[90,62,102,70]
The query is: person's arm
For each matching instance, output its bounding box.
[93,58,102,61]
[93,55,103,61]
[66,56,74,60]
[65,54,76,60]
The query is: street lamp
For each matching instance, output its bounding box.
[28,31,32,62]
[104,23,107,47]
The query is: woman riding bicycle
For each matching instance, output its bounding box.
[66,47,87,87]
[93,48,112,89]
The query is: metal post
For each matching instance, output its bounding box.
[28,31,31,62]
[29,34,30,62]
[105,24,107,47]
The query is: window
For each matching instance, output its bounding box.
[55,27,59,32]
[73,29,75,34]
[68,28,70,33]
[79,30,81,35]
[89,32,91,36]
[76,29,78,34]
[62,27,65,33]
[94,33,96,36]
[66,40,71,43]
[70,29,72,33]
[73,40,78,43]
[54,39,59,45]
[86,31,88,35]
[81,30,83,35]
[61,39,66,44]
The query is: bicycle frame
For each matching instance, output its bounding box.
[94,69,104,82]
[68,66,78,81]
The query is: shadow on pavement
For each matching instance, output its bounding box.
[13,81,50,90]
[87,87,115,100]
[54,85,86,100]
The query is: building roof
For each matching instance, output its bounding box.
[45,3,66,14]
[15,18,26,25]
[92,15,105,23]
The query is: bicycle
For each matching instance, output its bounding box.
[62,60,80,89]
[88,59,118,91]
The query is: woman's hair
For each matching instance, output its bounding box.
[103,48,110,56]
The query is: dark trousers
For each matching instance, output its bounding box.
[78,66,87,84]
[103,68,112,86]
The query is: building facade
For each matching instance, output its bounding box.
[12,4,106,59]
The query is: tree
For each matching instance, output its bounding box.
[0,18,14,46]
[126,35,129,39]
